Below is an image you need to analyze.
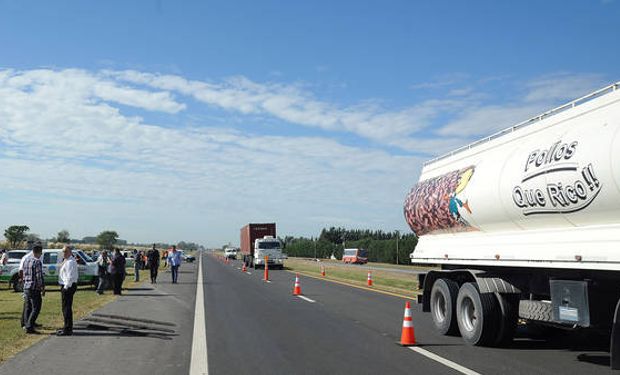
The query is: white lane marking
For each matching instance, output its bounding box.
[408,347,481,375]
[190,254,209,375]
[297,295,316,303]
[264,280,272,283]
[246,272,252,275]
[236,267,241,270]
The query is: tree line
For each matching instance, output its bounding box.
[282,227,417,265]
[2,225,200,251]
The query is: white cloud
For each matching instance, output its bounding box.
[0,68,422,245]
[107,70,461,152]
[523,73,606,103]
[436,73,607,138]
[0,68,609,245]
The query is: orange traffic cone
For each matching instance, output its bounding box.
[400,301,416,346]
[367,271,373,286]
[321,266,326,277]
[242,263,247,272]
[293,274,302,295]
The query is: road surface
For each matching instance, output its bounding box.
[0,252,612,375]
[203,254,611,375]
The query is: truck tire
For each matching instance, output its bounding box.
[430,278,460,335]
[456,282,500,346]
[519,300,553,322]
[494,293,519,346]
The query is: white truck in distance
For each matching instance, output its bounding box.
[253,236,286,269]
[404,82,620,368]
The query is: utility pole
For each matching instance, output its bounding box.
[396,230,400,265]
[314,238,317,260]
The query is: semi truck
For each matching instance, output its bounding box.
[240,223,286,269]
[404,82,620,367]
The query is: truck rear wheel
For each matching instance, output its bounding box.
[456,282,500,346]
[430,278,460,335]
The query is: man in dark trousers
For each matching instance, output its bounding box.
[167,245,182,284]
[22,245,45,334]
[57,245,78,336]
[147,244,160,284]
[110,249,126,295]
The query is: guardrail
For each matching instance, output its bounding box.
[424,81,620,167]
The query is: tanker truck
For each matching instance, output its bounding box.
[404,82,620,367]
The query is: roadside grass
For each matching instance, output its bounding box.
[284,258,421,299]
[289,257,436,272]
[0,269,143,363]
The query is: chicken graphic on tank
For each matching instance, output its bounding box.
[446,167,474,225]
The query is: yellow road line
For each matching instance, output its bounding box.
[285,269,419,301]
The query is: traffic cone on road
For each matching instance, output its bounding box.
[242,263,247,272]
[400,301,416,346]
[293,274,302,295]
[367,271,373,286]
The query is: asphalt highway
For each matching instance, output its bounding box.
[0,253,613,375]
[204,254,612,375]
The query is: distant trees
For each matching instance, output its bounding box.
[285,227,417,264]
[55,229,70,243]
[177,241,199,251]
[4,225,30,248]
[96,230,119,249]
[25,233,41,244]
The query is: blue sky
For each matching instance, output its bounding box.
[0,0,618,246]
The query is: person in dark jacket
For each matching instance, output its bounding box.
[110,249,126,295]
[147,244,160,284]
[22,245,45,334]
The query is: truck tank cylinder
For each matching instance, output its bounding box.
[404,93,620,236]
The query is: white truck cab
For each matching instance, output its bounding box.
[253,236,286,269]
[224,248,238,260]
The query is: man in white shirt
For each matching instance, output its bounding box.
[57,245,78,336]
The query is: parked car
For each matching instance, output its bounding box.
[179,250,196,263]
[5,249,28,265]
[0,249,98,292]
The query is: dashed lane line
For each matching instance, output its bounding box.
[297,295,316,303]
[408,347,481,375]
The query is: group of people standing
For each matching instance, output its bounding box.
[95,244,183,295]
[20,243,79,336]
[95,249,126,295]
[17,243,184,337]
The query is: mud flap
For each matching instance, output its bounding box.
[611,298,620,370]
